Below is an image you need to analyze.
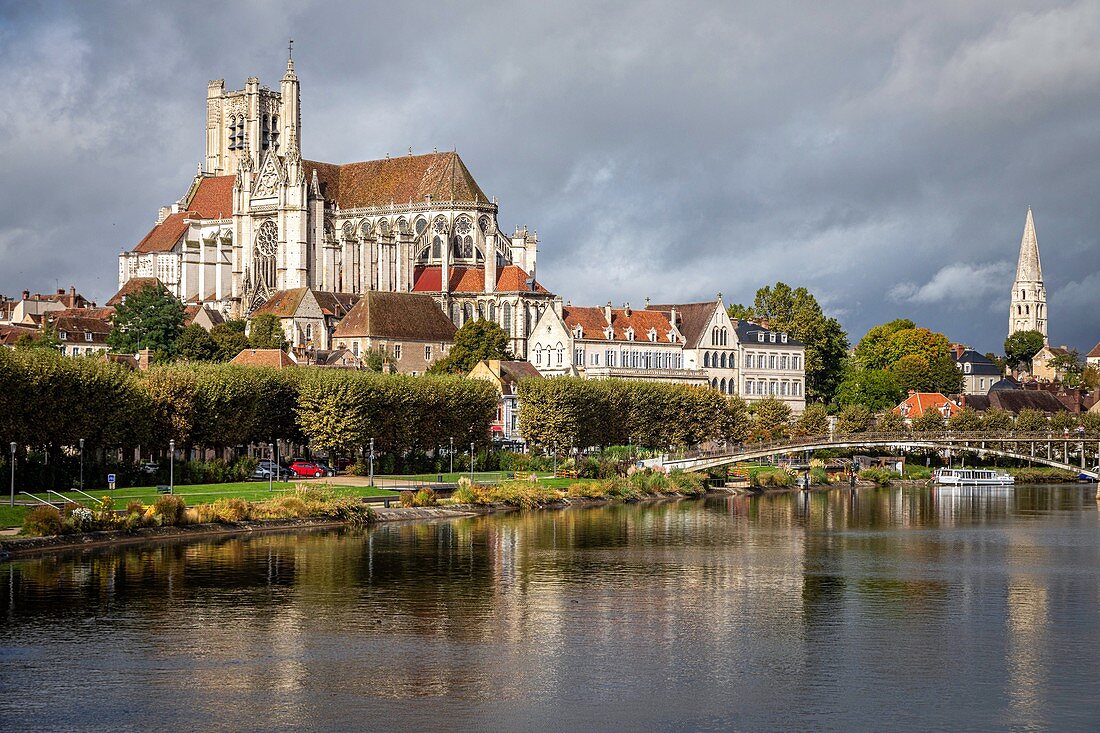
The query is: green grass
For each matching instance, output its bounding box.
[18,481,398,510]
[0,504,28,529]
[377,471,538,483]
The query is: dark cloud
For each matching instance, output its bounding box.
[1,0,1097,354]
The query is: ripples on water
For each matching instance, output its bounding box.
[2,485,1100,732]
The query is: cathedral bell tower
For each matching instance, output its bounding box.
[1008,207,1048,343]
[204,44,301,175]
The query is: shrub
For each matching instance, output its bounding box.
[568,481,609,499]
[412,488,438,507]
[858,467,896,485]
[22,506,63,536]
[153,495,187,526]
[902,464,932,480]
[668,470,706,495]
[809,467,830,485]
[451,484,480,504]
[399,491,416,507]
[125,500,145,515]
[751,467,793,487]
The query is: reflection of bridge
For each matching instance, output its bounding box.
[660,432,1100,479]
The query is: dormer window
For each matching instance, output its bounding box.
[85,333,93,342]
[757,333,764,343]
[573,326,584,339]
[647,328,657,342]
[59,330,68,341]
[625,327,635,341]
[964,363,972,374]
[770,333,776,343]
[781,333,788,343]
[604,327,614,340]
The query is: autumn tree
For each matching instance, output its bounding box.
[835,404,874,434]
[793,403,829,436]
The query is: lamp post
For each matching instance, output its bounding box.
[268,442,274,493]
[79,438,85,493]
[552,441,557,477]
[169,439,175,495]
[369,438,375,488]
[470,442,475,482]
[9,442,15,507]
[449,437,454,475]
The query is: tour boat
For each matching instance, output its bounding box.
[935,468,1014,486]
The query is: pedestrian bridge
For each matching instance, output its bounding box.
[658,431,1100,480]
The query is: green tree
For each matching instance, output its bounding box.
[14,324,61,352]
[719,395,752,444]
[793,403,829,436]
[835,404,874,434]
[854,319,915,370]
[834,364,904,409]
[1004,330,1045,372]
[107,283,185,356]
[1015,409,1048,432]
[430,320,514,375]
[911,408,946,432]
[210,320,250,361]
[876,410,907,433]
[727,282,849,403]
[248,314,287,350]
[1081,365,1100,391]
[981,409,1014,432]
[948,407,982,432]
[749,397,792,441]
[1049,411,1078,433]
[1048,350,1083,387]
[1080,411,1100,435]
[175,324,219,362]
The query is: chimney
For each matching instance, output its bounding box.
[950,342,965,359]
[670,307,678,327]
[69,286,76,299]
[624,302,631,317]
[57,288,65,296]
[604,301,613,324]
[644,296,650,308]
[22,290,29,300]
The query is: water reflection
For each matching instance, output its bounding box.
[2,485,1100,732]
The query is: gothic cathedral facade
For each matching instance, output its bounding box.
[117,55,558,357]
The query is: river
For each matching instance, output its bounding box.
[2,485,1100,732]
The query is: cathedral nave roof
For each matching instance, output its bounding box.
[304,152,488,209]
[411,265,549,294]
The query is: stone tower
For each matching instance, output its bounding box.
[1008,207,1047,343]
[204,55,300,176]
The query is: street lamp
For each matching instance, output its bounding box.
[79,438,85,493]
[369,438,375,488]
[268,442,274,493]
[449,437,454,475]
[169,439,175,495]
[9,442,15,507]
[552,441,557,477]
[470,441,475,481]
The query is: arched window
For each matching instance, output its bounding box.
[463,303,474,323]
[488,303,496,322]
[477,302,485,320]
[360,220,373,239]
[1025,305,1029,315]
[253,220,278,294]
[703,352,711,368]
[450,302,459,325]
[342,221,355,241]
[720,378,727,393]
[503,303,512,332]
[432,236,442,259]
[721,328,728,345]
[720,352,728,369]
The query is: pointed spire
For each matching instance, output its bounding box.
[1015,207,1042,282]
[283,39,297,81]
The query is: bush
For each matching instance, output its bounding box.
[751,467,793,488]
[399,490,416,507]
[22,506,63,537]
[902,464,932,480]
[125,500,145,515]
[153,495,187,526]
[858,467,896,485]
[451,484,480,504]
[412,488,438,507]
[810,467,830,485]
[668,470,706,495]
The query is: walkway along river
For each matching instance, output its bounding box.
[3,484,1100,732]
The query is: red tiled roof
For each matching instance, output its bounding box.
[108,278,163,306]
[250,288,308,318]
[647,301,721,348]
[186,176,234,219]
[562,306,680,343]
[0,324,37,346]
[333,292,457,342]
[411,264,549,294]
[304,152,488,209]
[892,392,959,418]
[1088,342,1100,358]
[230,349,296,368]
[133,213,189,254]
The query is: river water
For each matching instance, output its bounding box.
[2,485,1100,732]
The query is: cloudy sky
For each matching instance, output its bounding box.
[1,1,1098,353]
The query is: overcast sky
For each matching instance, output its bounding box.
[2,1,1098,354]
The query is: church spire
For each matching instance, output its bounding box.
[1015,206,1042,282]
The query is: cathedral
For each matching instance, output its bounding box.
[1008,207,1048,343]
[116,53,558,357]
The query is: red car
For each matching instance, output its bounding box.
[289,460,326,478]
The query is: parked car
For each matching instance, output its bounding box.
[289,460,326,478]
[252,459,284,480]
[314,461,337,477]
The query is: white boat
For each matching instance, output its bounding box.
[935,468,1014,486]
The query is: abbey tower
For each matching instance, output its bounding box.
[1008,207,1048,344]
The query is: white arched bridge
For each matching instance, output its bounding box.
[658,431,1100,480]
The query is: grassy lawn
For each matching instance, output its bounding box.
[0,504,28,529]
[377,471,536,484]
[18,481,398,510]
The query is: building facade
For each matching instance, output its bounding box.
[951,346,1002,395]
[331,292,455,374]
[647,299,739,394]
[116,54,557,357]
[1008,207,1048,342]
[467,360,541,448]
[529,303,706,384]
[733,321,806,412]
[247,288,358,352]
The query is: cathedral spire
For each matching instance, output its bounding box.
[1015,206,1042,283]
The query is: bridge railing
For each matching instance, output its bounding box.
[669,431,1097,463]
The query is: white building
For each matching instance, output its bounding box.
[647,299,738,394]
[116,53,558,357]
[733,321,806,412]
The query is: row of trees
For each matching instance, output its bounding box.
[0,348,497,465]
